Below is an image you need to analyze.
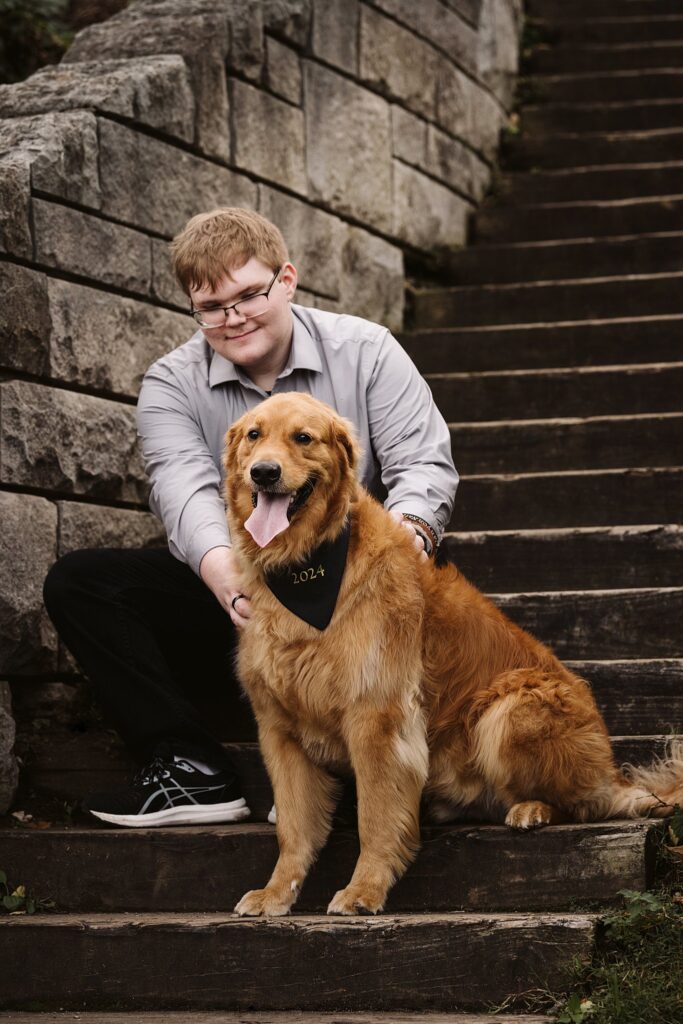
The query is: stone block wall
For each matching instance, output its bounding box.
[0,0,522,811]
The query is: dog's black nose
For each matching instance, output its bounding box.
[250,461,281,486]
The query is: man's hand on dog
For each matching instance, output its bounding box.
[199,546,252,628]
[389,510,429,562]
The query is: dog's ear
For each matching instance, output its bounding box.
[332,416,360,473]
[223,421,243,475]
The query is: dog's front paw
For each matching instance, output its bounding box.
[234,887,292,917]
[505,800,554,830]
[327,884,385,916]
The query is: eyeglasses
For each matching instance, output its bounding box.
[190,267,281,328]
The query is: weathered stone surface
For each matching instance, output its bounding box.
[151,238,190,309]
[0,112,100,210]
[262,0,312,48]
[64,0,231,160]
[0,381,147,504]
[0,263,50,375]
[0,56,195,142]
[98,119,257,237]
[392,106,429,167]
[311,0,359,74]
[232,79,307,195]
[391,106,490,202]
[0,155,31,258]
[340,227,404,333]
[393,161,472,249]
[305,62,393,232]
[294,287,316,308]
[426,125,491,201]
[58,502,165,555]
[0,492,58,675]
[444,0,482,25]
[32,199,152,295]
[371,0,478,74]
[47,279,191,396]
[359,6,440,120]
[437,62,505,158]
[228,0,265,81]
[266,37,302,105]
[258,185,346,298]
[477,0,522,109]
[0,681,19,815]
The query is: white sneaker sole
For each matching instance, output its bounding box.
[89,797,251,828]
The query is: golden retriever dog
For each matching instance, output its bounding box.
[223,392,683,917]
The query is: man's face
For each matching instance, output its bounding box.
[190,258,298,374]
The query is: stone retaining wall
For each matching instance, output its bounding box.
[0,0,522,810]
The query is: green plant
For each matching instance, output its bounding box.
[557,882,683,1024]
[0,0,73,84]
[0,869,55,915]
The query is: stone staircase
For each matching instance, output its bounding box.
[2,0,683,1019]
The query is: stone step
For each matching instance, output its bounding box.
[527,0,683,19]
[0,819,655,914]
[0,1015,555,1024]
[474,195,683,244]
[522,99,683,134]
[411,273,683,329]
[443,524,683,593]
[0,912,596,1012]
[399,316,683,374]
[492,588,683,660]
[506,128,683,171]
[450,466,683,531]
[499,163,683,204]
[565,659,683,736]
[431,364,683,421]
[528,68,683,104]
[528,41,683,75]
[534,15,683,46]
[446,233,683,284]
[450,412,682,475]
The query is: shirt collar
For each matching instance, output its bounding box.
[208,307,322,389]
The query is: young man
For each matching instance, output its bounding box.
[43,208,459,828]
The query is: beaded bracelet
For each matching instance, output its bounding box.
[401,513,438,556]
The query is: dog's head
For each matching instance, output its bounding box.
[224,392,360,569]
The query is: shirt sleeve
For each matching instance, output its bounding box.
[136,362,231,575]
[366,330,458,543]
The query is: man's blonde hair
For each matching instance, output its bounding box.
[171,207,289,294]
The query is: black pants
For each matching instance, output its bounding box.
[43,548,257,772]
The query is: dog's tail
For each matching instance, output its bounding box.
[603,739,683,819]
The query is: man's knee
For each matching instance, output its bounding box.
[43,549,107,614]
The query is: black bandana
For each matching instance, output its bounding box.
[264,521,350,630]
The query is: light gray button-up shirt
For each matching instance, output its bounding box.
[137,303,459,575]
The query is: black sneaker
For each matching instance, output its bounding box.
[82,753,251,827]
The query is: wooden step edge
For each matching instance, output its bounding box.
[457,229,683,252]
[445,523,683,540]
[477,193,683,212]
[427,360,683,380]
[460,465,683,482]
[0,819,657,840]
[490,587,683,599]
[0,910,599,927]
[413,269,683,296]
[0,1013,557,1024]
[399,312,683,337]
[526,68,683,83]
[447,410,683,428]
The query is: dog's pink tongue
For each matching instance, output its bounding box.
[244,492,291,548]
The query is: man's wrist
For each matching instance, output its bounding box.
[401,514,437,556]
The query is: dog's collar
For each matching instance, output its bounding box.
[264,520,351,630]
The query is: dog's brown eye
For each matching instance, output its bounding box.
[247,429,260,441]
[294,432,312,445]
